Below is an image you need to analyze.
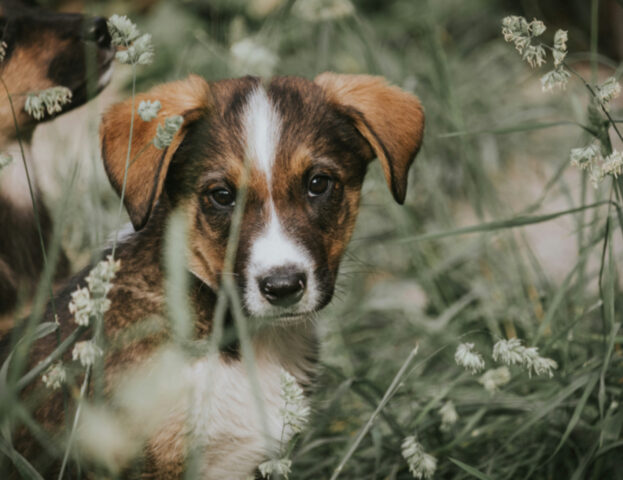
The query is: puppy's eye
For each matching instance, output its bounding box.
[208,187,236,208]
[308,175,332,197]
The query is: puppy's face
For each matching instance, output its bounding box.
[0,1,114,137]
[101,74,424,319]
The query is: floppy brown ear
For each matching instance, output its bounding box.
[100,75,210,230]
[314,73,424,204]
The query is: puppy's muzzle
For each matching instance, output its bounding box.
[258,266,307,308]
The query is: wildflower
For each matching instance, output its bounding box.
[502,16,550,68]
[85,255,120,298]
[154,115,184,149]
[69,287,93,326]
[258,458,292,479]
[401,436,437,480]
[280,369,310,433]
[589,165,604,189]
[115,33,154,65]
[42,362,66,390]
[107,14,141,46]
[24,87,72,120]
[230,37,278,78]
[454,342,485,374]
[570,143,602,170]
[528,19,546,37]
[522,45,547,68]
[478,366,511,393]
[107,15,154,65]
[554,29,568,52]
[492,338,524,365]
[541,67,570,92]
[138,100,161,122]
[292,0,355,22]
[595,77,621,108]
[602,150,623,178]
[439,400,458,432]
[0,41,7,63]
[502,16,529,43]
[550,29,568,67]
[72,340,103,367]
[492,338,557,378]
[0,152,12,170]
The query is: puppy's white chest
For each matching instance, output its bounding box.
[184,352,302,479]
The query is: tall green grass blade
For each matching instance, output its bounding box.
[549,375,599,459]
[448,457,493,480]
[391,202,612,245]
[439,120,590,139]
[329,345,419,480]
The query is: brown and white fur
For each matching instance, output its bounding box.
[0,0,113,315]
[6,73,424,478]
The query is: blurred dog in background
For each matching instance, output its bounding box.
[0,0,114,316]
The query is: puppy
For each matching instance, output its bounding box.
[9,73,424,478]
[0,0,114,315]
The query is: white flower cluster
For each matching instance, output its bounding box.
[258,458,292,479]
[68,255,120,327]
[0,41,7,63]
[280,369,310,433]
[231,38,278,78]
[42,362,67,390]
[478,366,511,393]
[107,14,154,65]
[454,342,485,374]
[401,435,437,480]
[502,16,546,68]
[540,29,570,91]
[439,400,458,432]
[72,340,103,367]
[0,152,12,171]
[492,338,558,378]
[569,142,623,188]
[24,86,73,120]
[595,76,621,110]
[292,0,355,22]
[154,115,184,149]
[138,99,161,122]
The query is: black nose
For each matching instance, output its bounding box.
[259,268,307,307]
[86,17,111,49]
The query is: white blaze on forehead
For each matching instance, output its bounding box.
[251,206,311,271]
[243,86,281,183]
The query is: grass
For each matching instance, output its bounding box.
[2,0,623,478]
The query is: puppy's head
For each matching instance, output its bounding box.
[101,74,424,319]
[0,0,114,137]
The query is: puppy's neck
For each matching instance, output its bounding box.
[0,140,37,211]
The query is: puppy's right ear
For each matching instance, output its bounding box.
[101,75,210,230]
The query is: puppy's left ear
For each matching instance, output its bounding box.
[315,73,424,204]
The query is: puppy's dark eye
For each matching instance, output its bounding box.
[308,175,332,197]
[208,187,236,208]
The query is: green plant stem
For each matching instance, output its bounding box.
[0,76,57,318]
[329,345,419,480]
[15,327,86,392]
[111,63,138,257]
[57,365,91,480]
